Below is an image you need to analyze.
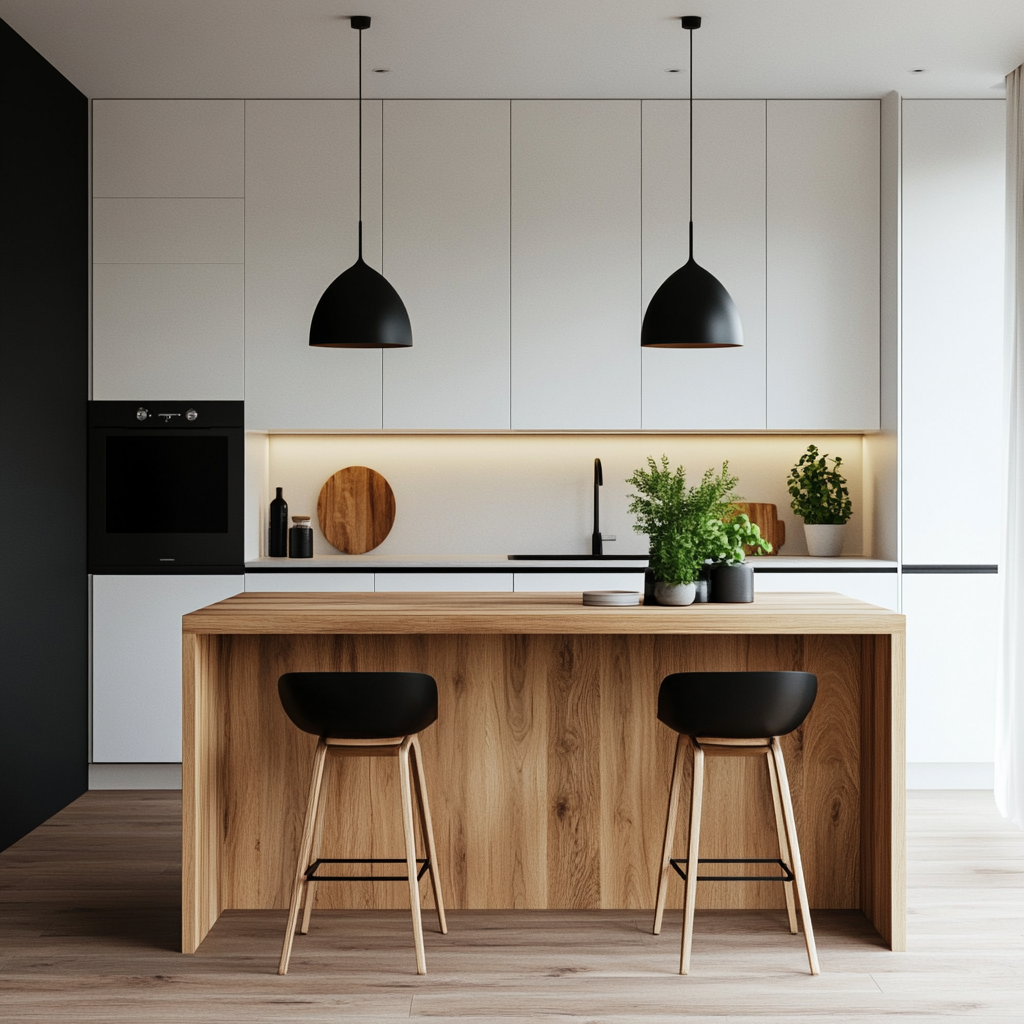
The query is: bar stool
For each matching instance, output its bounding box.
[652,671,820,975]
[276,671,447,976]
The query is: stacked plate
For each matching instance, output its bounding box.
[582,590,641,607]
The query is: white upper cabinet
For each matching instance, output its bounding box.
[382,101,511,429]
[93,100,244,198]
[641,100,767,429]
[93,263,244,400]
[244,100,384,430]
[92,100,245,401]
[93,198,243,264]
[510,101,641,430]
[901,100,1005,565]
[766,101,880,430]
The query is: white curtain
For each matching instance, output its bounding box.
[999,65,1024,827]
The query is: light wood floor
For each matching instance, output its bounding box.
[0,791,1021,1022]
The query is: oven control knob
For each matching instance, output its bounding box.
[186,408,198,422]
[136,407,149,421]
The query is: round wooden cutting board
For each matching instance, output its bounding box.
[317,466,396,554]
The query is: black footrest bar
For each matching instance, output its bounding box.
[306,857,430,883]
[669,857,794,883]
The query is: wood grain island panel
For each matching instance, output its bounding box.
[182,592,905,955]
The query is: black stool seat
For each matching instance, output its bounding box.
[657,671,817,739]
[278,671,438,739]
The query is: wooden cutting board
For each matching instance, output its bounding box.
[317,466,396,554]
[732,502,785,555]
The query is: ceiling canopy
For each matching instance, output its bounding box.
[1,0,1022,100]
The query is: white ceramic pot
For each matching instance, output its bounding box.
[803,523,846,557]
[654,581,697,606]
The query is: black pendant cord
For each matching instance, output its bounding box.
[688,21,694,261]
[357,23,363,259]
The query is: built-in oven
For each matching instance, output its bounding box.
[88,401,244,573]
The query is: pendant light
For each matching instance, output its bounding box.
[641,16,742,349]
[309,15,412,348]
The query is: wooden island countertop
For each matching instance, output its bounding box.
[182,591,905,956]
[182,590,904,635]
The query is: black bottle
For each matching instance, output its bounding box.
[269,487,288,557]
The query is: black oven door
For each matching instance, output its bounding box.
[88,401,244,572]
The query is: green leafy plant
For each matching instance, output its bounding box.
[627,457,764,584]
[706,513,772,565]
[787,444,852,525]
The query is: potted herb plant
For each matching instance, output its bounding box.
[627,457,747,606]
[705,513,772,602]
[787,444,852,557]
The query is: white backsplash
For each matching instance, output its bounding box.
[252,433,867,560]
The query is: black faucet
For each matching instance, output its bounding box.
[592,458,604,555]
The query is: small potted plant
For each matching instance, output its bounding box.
[627,457,742,606]
[705,513,771,602]
[787,444,852,557]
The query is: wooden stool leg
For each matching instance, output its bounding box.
[411,734,447,935]
[300,755,331,936]
[679,742,704,975]
[766,749,798,935]
[278,739,328,975]
[653,733,687,935]
[770,737,820,975]
[399,738,427,975]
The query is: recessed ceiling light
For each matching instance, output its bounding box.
[373,68,390,73]
[909,68,927,74]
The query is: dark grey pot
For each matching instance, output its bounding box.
[709,562,754,603]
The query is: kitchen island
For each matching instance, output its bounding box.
[181,591,905,954]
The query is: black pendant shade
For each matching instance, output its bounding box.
[310,16,412,349]
[641,256,743,349]
[641,16,742,350]
[310,238,412,348]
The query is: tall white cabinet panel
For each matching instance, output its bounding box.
[511,101,641,430]
[244,100,384,430]
[383,101,511,429]
[901,100,1005,565]
[92,101,245,401]
[92,100,244,198]
[93,198,244,264]
[92,264,244,400]
[92,574,243,763]
[641,100,767,429]
[903,574,999,764]
[766,101,880,430]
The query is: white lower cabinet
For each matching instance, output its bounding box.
[902,573,1000,766]
[514,572,646,593]
[92,574,243,763]
[244,573,374,593]
[753,570,898,610]
[375,573,513,593]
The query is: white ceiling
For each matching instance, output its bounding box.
[1,0,1022,101]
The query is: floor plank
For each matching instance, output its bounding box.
[0,790,1021,1022]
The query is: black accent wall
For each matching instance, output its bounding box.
[0,19,89,851]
